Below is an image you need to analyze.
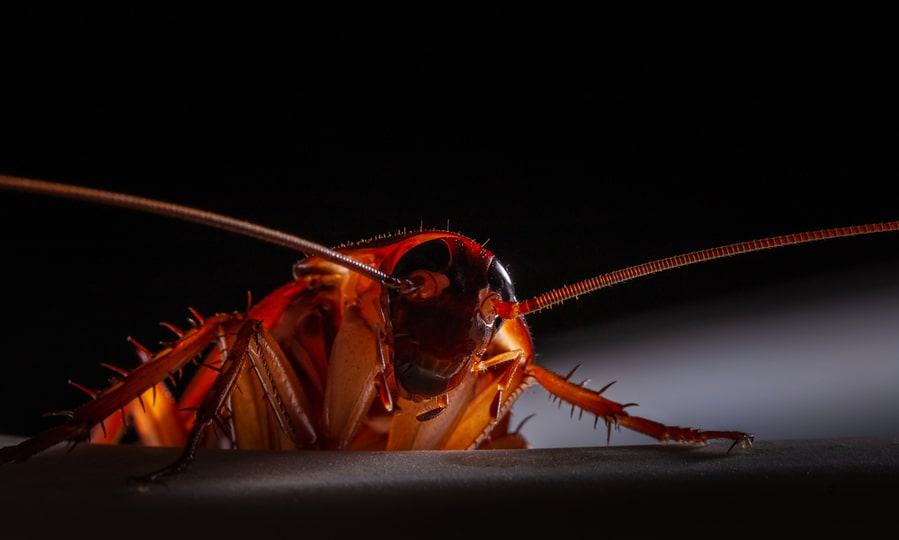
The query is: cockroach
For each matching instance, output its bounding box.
[1,173,897,484]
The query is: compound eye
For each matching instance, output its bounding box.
[484,258,516,330]
[487,257,515,302]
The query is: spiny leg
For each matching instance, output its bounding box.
[130,320,261,484]
[0,313,236,465]
[131,318,318,484]
[525,364,753,450]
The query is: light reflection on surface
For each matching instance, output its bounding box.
[513,264,899,448]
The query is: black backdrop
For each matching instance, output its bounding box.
[1,6,897,439]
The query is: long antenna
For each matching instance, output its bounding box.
[0,175,412,291]
[3,174,897,318]
[498,222,899,317]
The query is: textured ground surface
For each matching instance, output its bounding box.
[1,435,896,537]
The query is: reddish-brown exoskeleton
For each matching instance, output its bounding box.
[1,174,897,483]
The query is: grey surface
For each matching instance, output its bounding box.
[1,435,896,537]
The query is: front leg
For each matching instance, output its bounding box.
[525,364,753,451]
[133,319,318,484]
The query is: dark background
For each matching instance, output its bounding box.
[0,5,897,440]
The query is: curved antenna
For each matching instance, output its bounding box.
[498,221,899,318]
[0,174,412,291]
[4,174,897,317]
